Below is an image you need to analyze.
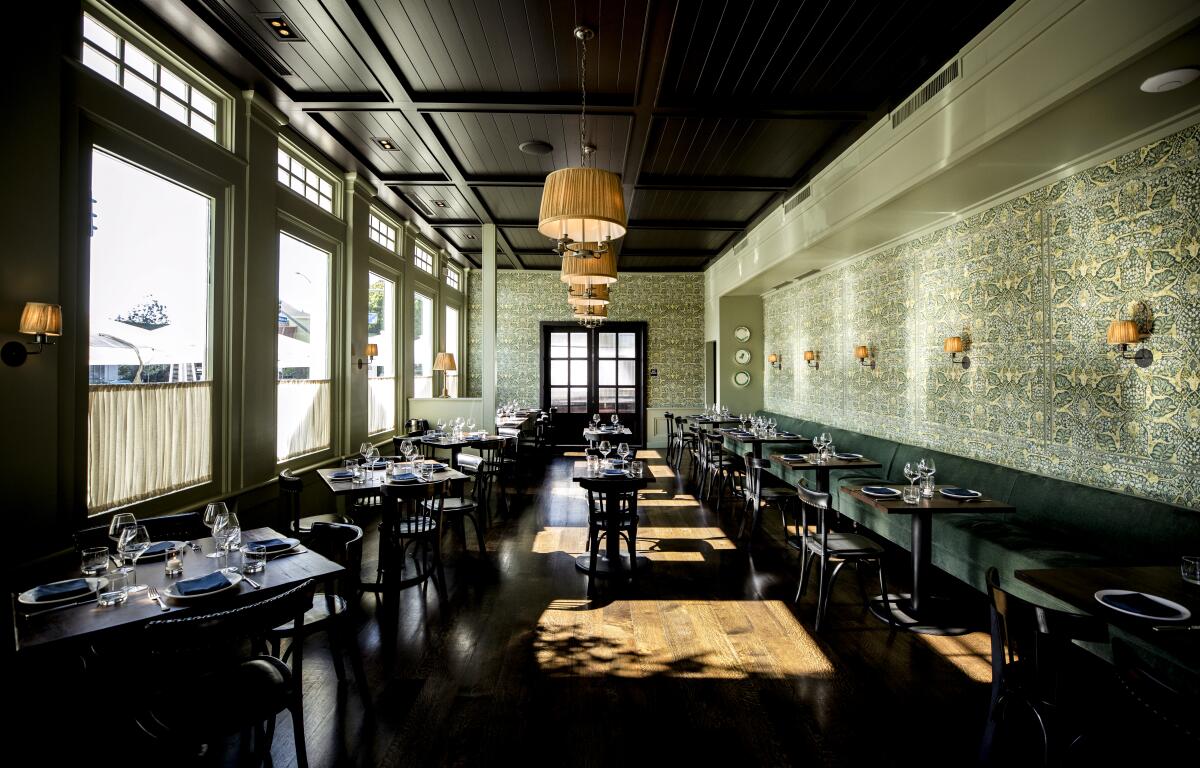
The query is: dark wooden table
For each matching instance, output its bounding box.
[571,461,654,576]
[14,527,343,652]
[317,463,469,498]
[583,426,632,443]
[724,429,810,459]
[842,483,1014,635]
[1016,565,1200,694]
[771,452,883,494]
[685,415,741,429]
[418,434,508,466]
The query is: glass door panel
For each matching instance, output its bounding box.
[541,322,646,444]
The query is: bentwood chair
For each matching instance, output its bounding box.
[423,466,486,556]
[456,438,506,526]
[73,510,208,553]
[702,433,744,514]
[1107,638,1200,756]
[136,580,316,768]
[979,567,1109,766]
[673,415,696,469]
[794,484,892,631]
[268,523,368,697]
[662,412,675,463]
[580,477,643,597]
[377,479,448,592]
[279,469,350,535]
[740,456,798,543]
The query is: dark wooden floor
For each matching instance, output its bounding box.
[263,449,997,767]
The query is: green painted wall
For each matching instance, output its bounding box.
[467,271,705,408]
[763,122,1200,510]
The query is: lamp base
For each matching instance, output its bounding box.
[439,386,450,398]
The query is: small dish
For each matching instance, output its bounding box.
[834,453,863,460]
[18,577,109,605]
[1095,590,1190,621]
[861,486,902,498]
[162,571,244,600]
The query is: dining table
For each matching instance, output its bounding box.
[1016,565,1200,696]
[724,428,810,459]
[571,461,654,577]
[418,432,508,467]
[770,452,883,495]
[583,425,632,443]
[841,482,1014,635]
[14,527,343,653]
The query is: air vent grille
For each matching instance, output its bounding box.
[783,186,811,214]
[891,59,960,129]
[199,0,293,77]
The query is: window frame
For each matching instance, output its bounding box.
[367,208,399,253]
[367,261,402,436]
[412,241,436,276]
[276,139,341,218]
[443,301,462,398]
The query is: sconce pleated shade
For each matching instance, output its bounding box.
[433,352,457,372]
[803,350,815,362]
[1107,319,1140,345]
[538,167,627,245]
[364,343,379,358]
[854,345,870,360]
[943,336,964,354]
[573,304,608,318]
[560,251,618,285]
[567,283,610,306]
[19,302,62,336]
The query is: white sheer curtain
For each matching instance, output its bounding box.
[277,379,331,460]
[87,382,211,513]
[368,376,395,434]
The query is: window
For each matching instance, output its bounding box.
[413,292,434,397]
[368,211,397,252]
[598,331,638,412]
[549,331,590,412]
[87,148,213,513]
[278,233,331,460]
[367,272,396,433]
[413,245,435,275]
[445,305,460,398]
[444,265,460,291]
[277,146,334,213]
[82,14,219,143]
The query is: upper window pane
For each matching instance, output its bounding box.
[368,212,397,252]
[277,146,335,214]
[81,13,223,146]
[445,265,460,291]
[413,246,434,275]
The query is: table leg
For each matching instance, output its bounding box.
[910,510,931,615]
[574,490,651,577]
[868,508,969,636]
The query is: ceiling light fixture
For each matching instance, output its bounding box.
[259,14,304,42]
[519,140,554,156]
[432,200,448,208]
[1139,67,1200,93]
[537,26,627,259]
[372,137,397,150]
[574,303,607,328]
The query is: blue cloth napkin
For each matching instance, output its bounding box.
[777,431,797,437]
[389,472,418,482]
[364,460,388,469]
[941,487,980,498]
[466,435,483,441]
[1099,592,1179,618]
[175,571,231,596]
[29,579,92,602]
[602,469,627,476]
[329,470,354,479]
[608,459,627,467]
[863,486,900,496]
[245,537,295,554]
[139,541,176,558]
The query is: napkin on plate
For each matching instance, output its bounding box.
[329,470,355,479]
[174,571,231,596]
[141,541,176,558]
[779,454,807,461]
[1099,591,1179,618]
[389,472,418,482]
[940,487,980,498]
[28,579,93,602]
[862,486,900,496]
[245,538,295,554]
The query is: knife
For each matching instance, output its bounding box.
[21,596,99,618]
[1152,623,1200,632]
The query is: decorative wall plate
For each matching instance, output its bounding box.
[732,370,751,387]
[733,325,751,343]
[734,348,752,365]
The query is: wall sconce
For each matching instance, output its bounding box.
[358,343,378,371]
[767,353,782,370]
[1107,304,1153,367]
[2,302,62,367]
[803,350,819,370]
[854,345,875,370]
[943,334,971,370]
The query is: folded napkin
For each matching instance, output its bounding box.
[466,435,483,441]
[140,541,176,558]
[422,462,447,470]
[777,431,798,437]
[245,537,295,554]
[862,486,901,496]
[608,459,627,467]
[364,460,388,469]
[602,469,627,476]
[940,487,981,498]
[1099,592,1179,618]
[29,578,93,602]
[389,472,418,482]
[329,470,355,479]
[174,571,232,596]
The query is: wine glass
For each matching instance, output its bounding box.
[598,440,611,463]
[203,502,228,558]
[920,458,936,496]
[904,461,919,489]
[214,512,242,573]
[400,439,414,463]
[118,524,151,592]
[358,441,372,464]
[108,513,136,552]
[617,442,630,465]
[611,414,619,427]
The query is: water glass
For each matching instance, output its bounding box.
[81,547,109,576]
[163,544,183,577]
[98,570,130,606]
[1182,555,1200,585]
[242,546,267,574]
[902,485,921,505]
[352,462,365,484]
[920,475,936,498]
[631,460,644,478]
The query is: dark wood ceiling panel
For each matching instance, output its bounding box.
[476,187,543,221]
[316,111,443,175]
[659,0,1011,107]
[518,254,564,270]
[390,185,478,221]
[629,190,774,222]
[438,226,483,250]
[641,117,846,179]
[618,255,711,270]
[359,0,650,95]
[429,113,630,176]
[621,229,736,252]
[501,227,555,252]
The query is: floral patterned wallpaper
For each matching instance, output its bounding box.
[764,123,1200,509]
[467,270,705,408]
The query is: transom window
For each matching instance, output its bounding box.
[368,211,397,252]
[444,265,461,291]
[277,146,334,213]
[413,246,435,275]
[82,14,220,144]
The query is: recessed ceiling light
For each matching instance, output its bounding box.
[432,200,448,208]
[1140,67,1200,93]
[519,140,554,156]
[465,233,477,240]
[259,14,304,42]
[372,137,397,151]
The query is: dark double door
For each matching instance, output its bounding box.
[540,322,647,445]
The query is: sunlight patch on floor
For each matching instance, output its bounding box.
[531,525,736,560]
[535,600,834,679]
[915,631,993,683]
[637,495,700,507]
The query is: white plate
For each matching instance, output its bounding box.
[1094,590,1191,621]
[940,488,982,499]
[18,577,109,605]
[162,571,244,601]
[834,453,863,460]
[861,486,902,498]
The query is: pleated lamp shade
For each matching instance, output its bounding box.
[538,167,627,247]
[19,302,62,336]
[567,283,610,306]
[803,350,815,362]
[573,303,608,318]
[433,352,457,371]
[560,251,618,285]
[1107,319,1140,345]
[854,345,870,360]
[943,336,964,354]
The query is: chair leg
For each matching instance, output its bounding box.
[877,561,896,629]
[815,557,831,631]
[795,545,813,602]
[587,526,600,598]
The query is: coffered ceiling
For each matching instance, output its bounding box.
[168,0,1013,269]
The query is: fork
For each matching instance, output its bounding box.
[148,587,169,611]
